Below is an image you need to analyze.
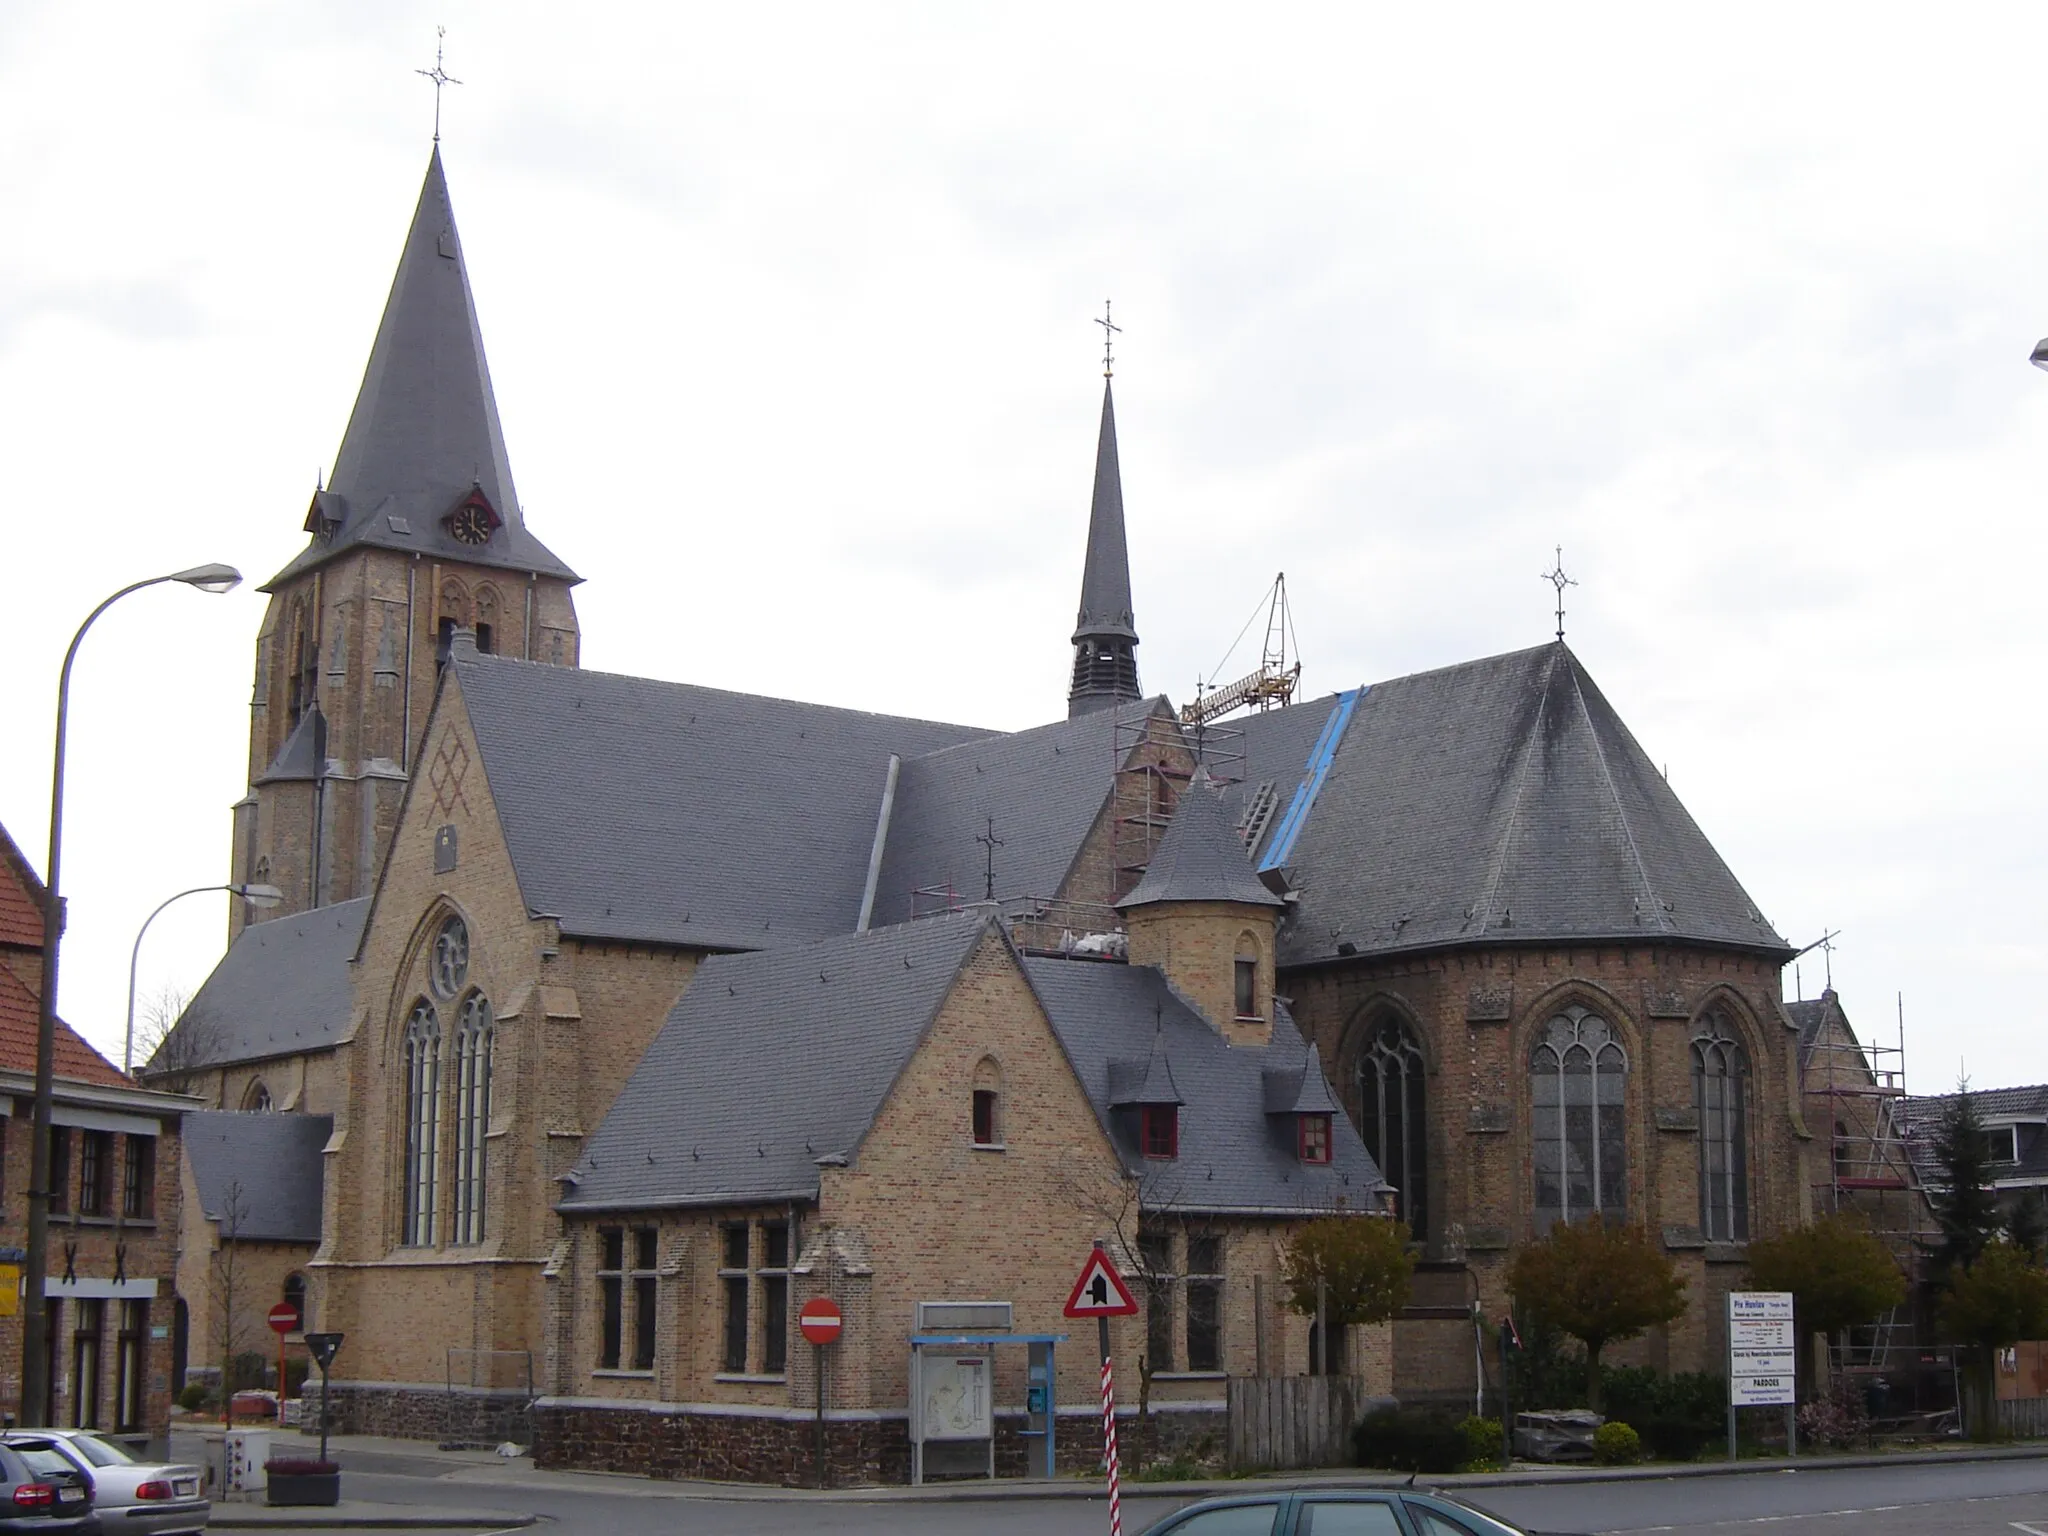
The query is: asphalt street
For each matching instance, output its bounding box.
[203,1443,2048,1536]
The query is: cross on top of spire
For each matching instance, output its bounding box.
[416,26,463,143]
[1096,299,1120,379]
[1541,545,1577,642]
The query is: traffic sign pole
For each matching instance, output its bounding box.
[797,1298,843,1489]
[1061,1240,1137,1536]
[266,1301,300,1431]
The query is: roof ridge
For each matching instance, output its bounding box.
[1562,650,1667,929]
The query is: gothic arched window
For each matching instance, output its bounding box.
[1693,1011,1750,1241]
[1531,1006,1628,1230]
[1355,1014,1428,1239]
[451,992,494,1245]
[402,1000,442,1245]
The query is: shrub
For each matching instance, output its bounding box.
[263,1458,338,1476]
[1506,1311,1589,1410]
[1600,1367,1726,1461]
[1796,1379,1872,1450]
[1592,1421,1641,1465]
[176,1382,211,1412]
[1354,1407,1468,1474]
[1457,1415,1502,1469]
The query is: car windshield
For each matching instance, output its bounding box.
[64,1435,135,1469]
[1414,1495,1532,1536]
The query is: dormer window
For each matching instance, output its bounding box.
[1141,1104,1179,1160]
[1298,1113,1332,1165]
[1988,1125,2022,1165]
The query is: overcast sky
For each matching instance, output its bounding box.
[3,2,2044,1091]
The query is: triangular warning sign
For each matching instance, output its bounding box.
[1063,1247,1140,1317]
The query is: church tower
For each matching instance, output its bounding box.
[231,149,581,934]
[1068,378,1142,716]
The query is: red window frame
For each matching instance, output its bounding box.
[1141,1105,1179,1160]
[1298,1113,1332,1165]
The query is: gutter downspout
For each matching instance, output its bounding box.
[855,755,901,933]
[401,560,417,771]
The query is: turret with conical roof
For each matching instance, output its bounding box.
[231,149,582,935]
[1068,380,1142,717]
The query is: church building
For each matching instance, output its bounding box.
[156,146,1820,1478]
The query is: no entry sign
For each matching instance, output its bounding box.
[267,1301,301,1335]
[798,1296,843,1346]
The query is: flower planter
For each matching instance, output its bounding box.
[265,1470,341,1507]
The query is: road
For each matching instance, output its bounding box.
[211,1444,2048,1536]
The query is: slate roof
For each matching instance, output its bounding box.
[1022,957,1389,1215]
[1074,381,1137,644]
[1263,642,1789,964]
[565,908,1388,1218]
[254,705,325,786]
[154,900,367,1072]
[559,913,991,1211]
[184,1111,331,1243]
[1118,768,1283,910]
[266,149,576,590]
[868,701,1166,928]
[1900,1086,2048,1187]
[453,647,992,949]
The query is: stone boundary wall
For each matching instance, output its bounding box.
[301,1381,534,1448]
[530,1400,1228,1487]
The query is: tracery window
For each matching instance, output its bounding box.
[402,1000,442,1245]
[1530,1006,1628,1230]
[1693,1011,1750,1241]
[430,916,469,998]
[451,992,494,1245]
[1356,1014,1428,1238]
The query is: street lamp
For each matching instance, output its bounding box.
[2031,338,2048,371]
[124,882,283,1074]
[26,563,242,1427]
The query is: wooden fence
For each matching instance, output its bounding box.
[1996,1396,2048,1437]
[1227,1376,1387,1470]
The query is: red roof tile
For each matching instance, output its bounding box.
[0,964,132,1089]
[0,823,44,950]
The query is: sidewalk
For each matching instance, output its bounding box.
[209,1501,536,1530]
[225,1429,2048,1516]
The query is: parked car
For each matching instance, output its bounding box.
[0,1433,205,1536]
[0,1439,93,1536]
[1138,1489,1560,1536]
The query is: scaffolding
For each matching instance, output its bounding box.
[1803,1003,1933,1376]
[1107,707,1244,904]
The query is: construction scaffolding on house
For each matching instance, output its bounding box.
[1108,707,1243,905]
[1804,1010,1933,1379]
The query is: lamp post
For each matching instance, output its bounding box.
[2031,338,2048,371]
[124,882,282,1074]
[26,563,241,1428]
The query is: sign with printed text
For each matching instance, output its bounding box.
[1727,1291,1795,1407]
[1063,1248,1139,1318]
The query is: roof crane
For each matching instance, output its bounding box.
[1180,574,1302,727]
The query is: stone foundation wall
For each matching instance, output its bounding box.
[531,1400,1228,1486]
[302,1381,533,1448]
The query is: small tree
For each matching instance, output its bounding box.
[1745,1215,1907,1396]
[2004,1191,2048,1265]
[136,987,220,1099]
[1931,1084,2001,1280]
[1941,1240,2048,1438]
[1505,1217,1687,1412]
[209,1180,253,1424]
[1280,1215,1415,1370]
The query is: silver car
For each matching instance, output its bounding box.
[0,1434,207,1536]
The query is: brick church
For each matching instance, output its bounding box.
[156,148,1817,1479]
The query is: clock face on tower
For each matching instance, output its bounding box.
[448,504,493,545]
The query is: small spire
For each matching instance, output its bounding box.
[416,27,463,144]
[1541,545,1577,642]
[1068,332,1142,717]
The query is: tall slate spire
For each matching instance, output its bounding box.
[1068,380,1142,717]
[265,148,576,589]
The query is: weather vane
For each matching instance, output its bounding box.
[1541,545,1577,642]
[1096,299,1120,379]
[416,26,463,144]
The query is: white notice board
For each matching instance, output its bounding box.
[919,1354,991,1441]
[1726,1291,1795,1407]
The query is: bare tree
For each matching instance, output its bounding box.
[135,986,220,1100]
[210,1180,253,1424]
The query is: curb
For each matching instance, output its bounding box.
[209,1504,537,1529]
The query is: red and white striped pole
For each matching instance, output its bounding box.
[1100,1318,1122,1536]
